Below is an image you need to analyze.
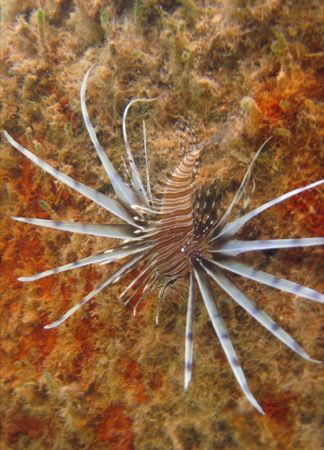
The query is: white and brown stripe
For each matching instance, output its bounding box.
[150,145,202,277]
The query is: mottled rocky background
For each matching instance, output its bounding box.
[0,0,323,449]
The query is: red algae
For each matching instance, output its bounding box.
[262,392,297,426]
[122,359,149,404]
[15,325,57,369]
[4,414,52,444]
[97,405,135,449]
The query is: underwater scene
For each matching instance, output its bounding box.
[1,1,323,449]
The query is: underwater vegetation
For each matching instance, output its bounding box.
[1,0,323,449]
[4,67,323,417]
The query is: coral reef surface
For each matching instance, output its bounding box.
[1,0,323,448]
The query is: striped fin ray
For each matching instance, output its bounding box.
[44,254,143,329]
[81,66,139,207]
[132,272,157,316]
[122,265,156,312]
[3,131,136,226]
[123,98,156,206]
[184,272,195,390]
[208,258,324,303]
[120,257,155,303]
[217,179,324,239]
[19,242,152,282]
[202,262,320,363]
[142,119,153,205]
[213,238,324,256]
[193,264,264,414]
[12,217,137,239]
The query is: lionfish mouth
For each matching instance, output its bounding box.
[4,65,323,415]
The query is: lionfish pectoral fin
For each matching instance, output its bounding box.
[12,217,137,239]
[18,252,109,282]
[184,272,195,390]
[122,98,157,206]
[215,237,324,256]
[81,66,140,207]
[44,255,141,329]
[218,179,324,239]
[3,131,136,225]
[215,137,272,231]
[119,258,154,303]
[133,277,154,316]
[142,119,153,206]
[18,243,150,282]
[203,262,321,364]
[193,265,264,414]
[211,258,324,304]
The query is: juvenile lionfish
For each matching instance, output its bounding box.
[4,67,323,414]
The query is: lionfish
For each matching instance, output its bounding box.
[4,66,323,414]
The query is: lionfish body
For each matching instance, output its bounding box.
[4,67,324,415]
[150,145,202,278]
